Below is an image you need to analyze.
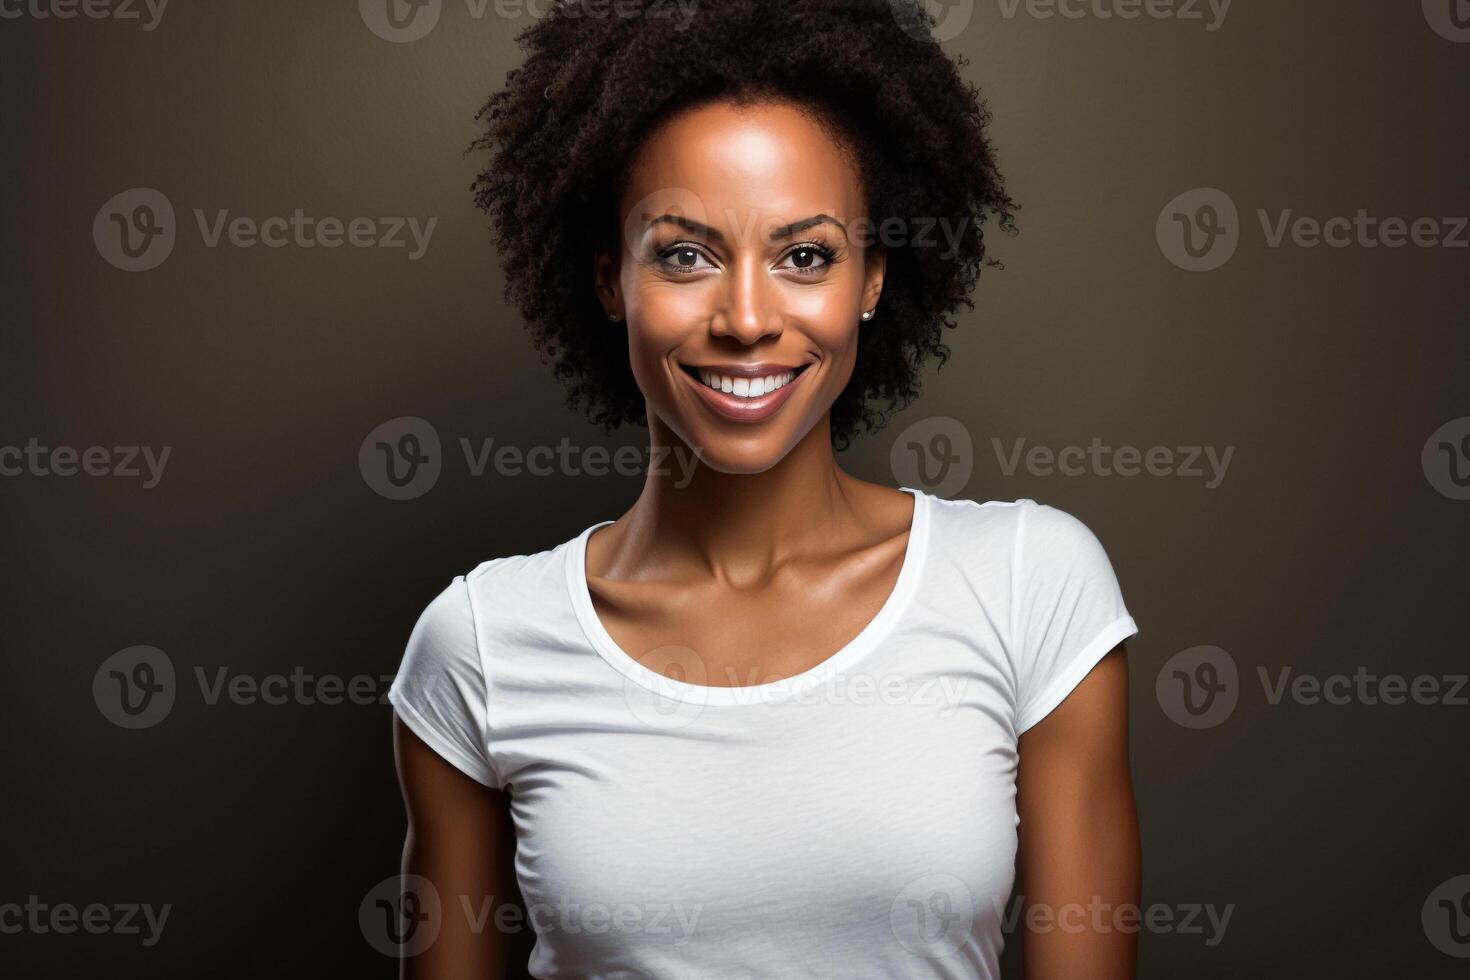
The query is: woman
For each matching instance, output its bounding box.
[388,1,1140,976]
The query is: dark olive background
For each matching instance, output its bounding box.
[2,2,1466,977]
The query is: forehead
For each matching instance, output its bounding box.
[620,100,866,236]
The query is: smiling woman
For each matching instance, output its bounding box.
[387,2,1139,978]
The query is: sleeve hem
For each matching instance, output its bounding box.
[389,690,500,790]
[1014,615,1138,736]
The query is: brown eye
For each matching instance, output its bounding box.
[655,243,714,275]
[778,243,834,275]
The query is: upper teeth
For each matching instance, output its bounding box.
[698,369,796,398]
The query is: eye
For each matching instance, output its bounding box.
[777,242,837,276]
[655,244,715,275]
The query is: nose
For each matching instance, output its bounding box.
[710,252,781,345]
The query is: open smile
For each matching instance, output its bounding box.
[677,361,812,423]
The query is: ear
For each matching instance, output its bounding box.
[861,244,886,316]
[593,241,623,320]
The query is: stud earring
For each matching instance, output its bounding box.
[608,312,622,323]
[861,310,874,321]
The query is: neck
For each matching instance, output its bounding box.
[613,412,868,583]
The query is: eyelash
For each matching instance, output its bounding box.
[654,239,840,277]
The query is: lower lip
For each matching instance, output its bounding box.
[681,367,808,423]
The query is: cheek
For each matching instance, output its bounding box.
[795,290,863,379]
[791,289,861,347]
[628,285,712,340]
[622,284,701,394]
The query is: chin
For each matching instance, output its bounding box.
[652,407,804,477]
[688,440,794,476]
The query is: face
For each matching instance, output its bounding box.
[596,100,885,474]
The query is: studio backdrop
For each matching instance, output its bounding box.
[1,1,1466,977]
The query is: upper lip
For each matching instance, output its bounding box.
[680,361,809,378]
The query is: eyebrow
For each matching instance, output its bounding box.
[647,214,726,244]
[768,214,847,241]
[644,212,848,244]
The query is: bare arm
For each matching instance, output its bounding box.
[1015,644,1140,979]
[394,716,528,979]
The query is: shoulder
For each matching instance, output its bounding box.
[408,527,592,650]
[1012,500,1115,575]
[921,493,1119,584]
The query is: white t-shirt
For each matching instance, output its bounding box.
[388,488,1137,979]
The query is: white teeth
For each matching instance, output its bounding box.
[697,369,798,398]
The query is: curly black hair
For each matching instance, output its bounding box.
[470,0,1016,449]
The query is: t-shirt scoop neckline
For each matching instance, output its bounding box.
[565,485,932,707]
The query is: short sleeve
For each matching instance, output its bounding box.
[387,576,503,789]
[1010,501,1138,735]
